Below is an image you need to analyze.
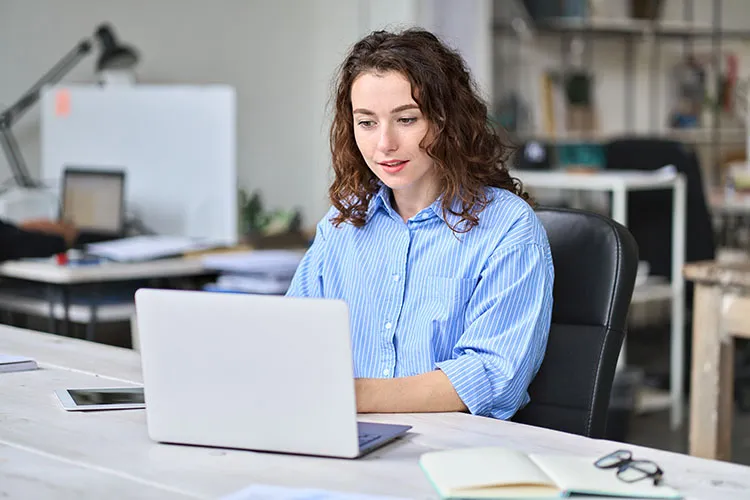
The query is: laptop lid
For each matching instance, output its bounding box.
[60,167,125,237]
[135,288,362,458]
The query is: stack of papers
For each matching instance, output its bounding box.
[202,250,305,294]
[0,354,38,373]
[202,250,304,278]
[86,235,224,262]
[206,275,291,295]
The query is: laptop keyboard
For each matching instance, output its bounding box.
[358,432,382,447]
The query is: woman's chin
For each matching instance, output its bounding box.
[377,176,412,191]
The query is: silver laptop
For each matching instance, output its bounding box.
[134,288,411,459]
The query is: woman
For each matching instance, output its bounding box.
[286,28,553,420]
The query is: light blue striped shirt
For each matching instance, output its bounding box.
[286,185,554,419]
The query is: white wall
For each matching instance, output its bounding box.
[426,0,492,100]
[0,0,321,224]
[0,0,492,228]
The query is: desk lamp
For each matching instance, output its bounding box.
[0,23,139,192]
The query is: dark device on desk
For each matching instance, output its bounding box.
[514,140,553,170]
[60,167,126,244]
[55,387,145,411]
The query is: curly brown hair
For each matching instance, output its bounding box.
[329,28,530,233]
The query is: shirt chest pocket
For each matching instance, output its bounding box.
[422,276,477,336]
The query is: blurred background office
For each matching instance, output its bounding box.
[1,0,749,467]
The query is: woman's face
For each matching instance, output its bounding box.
[351,71,438,208]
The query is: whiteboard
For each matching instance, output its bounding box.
[41,85,237,244]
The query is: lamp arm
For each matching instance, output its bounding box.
[0,125,35,188]
[0,38,92,191]
[0,39,92,127]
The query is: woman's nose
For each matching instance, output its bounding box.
[377,125,398,152]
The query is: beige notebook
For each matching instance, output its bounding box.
[419,447,682,499]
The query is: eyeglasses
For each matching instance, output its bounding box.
[594,450,664,486]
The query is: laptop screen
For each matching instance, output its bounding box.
[61,168,125,234]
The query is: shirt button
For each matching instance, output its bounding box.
[382,368,390,376]
[392,274,400,282]
[385,321,393,330]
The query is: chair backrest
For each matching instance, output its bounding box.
[513,207,639,438]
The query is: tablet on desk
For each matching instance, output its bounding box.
[55,387,145,411]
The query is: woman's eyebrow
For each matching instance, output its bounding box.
[352,104,419,115]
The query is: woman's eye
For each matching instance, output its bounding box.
[398,117,417,125]
[358,120,375,128]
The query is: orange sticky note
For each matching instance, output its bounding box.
[55,89,71,117]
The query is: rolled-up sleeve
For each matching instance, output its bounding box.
[435,243,553,419]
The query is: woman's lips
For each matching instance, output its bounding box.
[379,160,408,174]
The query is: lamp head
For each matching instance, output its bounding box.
[94,23,139,72]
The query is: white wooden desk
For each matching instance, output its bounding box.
[515,169,688,430]
[684,261,750,462]
[0,257,207,284]
[0,258,212,339]
[1,326,749,500]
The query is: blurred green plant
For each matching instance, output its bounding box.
[238,188,302,237]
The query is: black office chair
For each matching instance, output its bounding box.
[513,207,639,438]
[604,137,717,392]
[603,137,716,308]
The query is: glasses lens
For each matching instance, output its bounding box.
[618,466,649,482]
[596,450,631,468]
[618,460,660,483]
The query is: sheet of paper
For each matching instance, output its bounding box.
[220,484,408,500]
[86,235,221,261]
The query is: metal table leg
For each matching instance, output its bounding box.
[86,284,100,342]
[61,285,71,337]
[46,284,57,334]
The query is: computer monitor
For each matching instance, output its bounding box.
[60,167,125,237]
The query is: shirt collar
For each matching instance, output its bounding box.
[365,184,397,223]
[366,184,467,228]
[428,193,466,229]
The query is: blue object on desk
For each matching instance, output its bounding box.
[67,256,104,267]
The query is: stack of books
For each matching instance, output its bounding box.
[202,250,304,295]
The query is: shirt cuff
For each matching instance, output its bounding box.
[435,354,494,417]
